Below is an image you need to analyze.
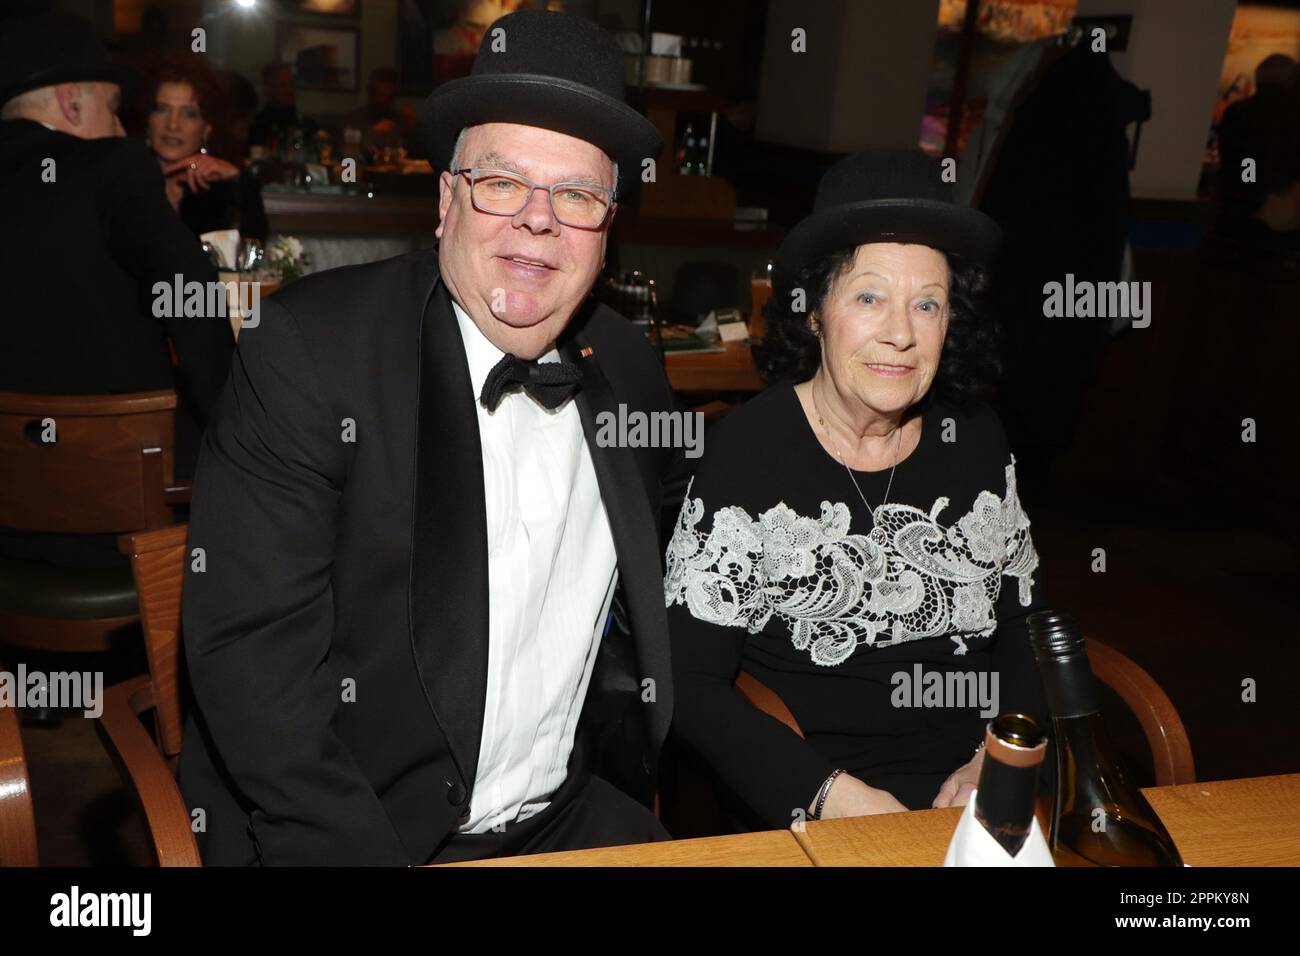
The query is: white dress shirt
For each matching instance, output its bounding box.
[451,299,619,833]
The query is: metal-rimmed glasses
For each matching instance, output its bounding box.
[451,167,615,230]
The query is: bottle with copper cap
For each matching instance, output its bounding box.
[943,712,1053,865]
[973,712,1050,857]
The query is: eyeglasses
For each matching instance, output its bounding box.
[451,167,615,230]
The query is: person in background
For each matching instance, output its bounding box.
[248,62,316,150]
[141,52,267,244]
[0,13,232,568]
[1218,54,1299,220]
[340,67,421,154]
[977,38,1147,486]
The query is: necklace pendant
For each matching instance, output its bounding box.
[869,524,889,546]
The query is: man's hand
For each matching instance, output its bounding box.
[932,747,984,808]
[164,152,240,192]
[816,772,908,819]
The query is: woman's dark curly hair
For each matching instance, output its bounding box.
[758,246,1001,406]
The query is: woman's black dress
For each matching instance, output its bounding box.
[664,383,1049,827]
[178,167,267,244]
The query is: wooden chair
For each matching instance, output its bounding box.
[0,390,187,654]
[736,636,1196,786]
[0,670,39,865]
[94,523,199,866]
[735,670,804,739]
[1086,638,1196,786]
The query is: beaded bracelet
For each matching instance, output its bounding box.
[812,768,846,820]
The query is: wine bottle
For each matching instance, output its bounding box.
[1028,609,1184,866]
[974,712,1048,857]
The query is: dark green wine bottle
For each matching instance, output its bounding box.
[1028,609,1184,867]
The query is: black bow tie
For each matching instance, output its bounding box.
[479,352,583,411]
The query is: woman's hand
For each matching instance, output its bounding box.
[932,747,984,808]
[816,772,908,819]
[163,153,240,193]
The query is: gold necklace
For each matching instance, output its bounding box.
[811,385,903,547]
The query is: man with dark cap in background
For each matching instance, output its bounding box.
[0,12,232,569]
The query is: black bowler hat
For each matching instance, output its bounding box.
[0,13,137,107]
[421,9,663,181]
[772,149,1001,288]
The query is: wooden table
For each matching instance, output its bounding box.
[664,341,766,393]
[797,773,1300,867]
[1142,772,1300,867]
[792,804,963,867]
[438,773,1300,867]
[439,828,811,868]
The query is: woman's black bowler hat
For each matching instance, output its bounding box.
[0,13,137,107]
[420,9,664,180]
[772,149,1002,288]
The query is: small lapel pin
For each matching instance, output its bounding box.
[579,346,594,358]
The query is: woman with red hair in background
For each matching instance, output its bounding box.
[139,52,267,243]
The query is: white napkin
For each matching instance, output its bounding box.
[200,229,240,271]
[942,789,1055,867]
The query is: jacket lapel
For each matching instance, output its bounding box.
[410,276,489,795]
[560,330,674,757]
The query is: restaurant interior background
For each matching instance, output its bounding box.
[3,0,1298,866]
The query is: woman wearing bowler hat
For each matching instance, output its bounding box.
[665,149,1050,827]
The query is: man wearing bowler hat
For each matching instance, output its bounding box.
[0,13,231,569]
[181,10,684,864]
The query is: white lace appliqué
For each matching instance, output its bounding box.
[663,457,1039,666]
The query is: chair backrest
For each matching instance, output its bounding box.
[0,390,177,534]
[117,524,189,764]
[736,635,1196,787]
[0,675,39,866]
[1086,638,1195,786]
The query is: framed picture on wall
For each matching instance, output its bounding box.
[279,0,362,17]
[398,0,543,95]
[276,21,360,92]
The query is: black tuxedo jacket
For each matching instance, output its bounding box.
[179,250,684,865]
